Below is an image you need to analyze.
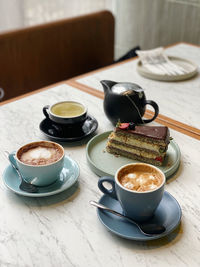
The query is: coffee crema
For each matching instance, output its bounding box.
[118,165,163,192]
[51,102,85,118]
[17,141,63,166]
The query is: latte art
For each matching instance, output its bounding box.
[120,171,162,192]
[118,165,163,192]
[17,142,63,166]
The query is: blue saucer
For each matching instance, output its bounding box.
[2,156,79,197]
[97,191,181,241]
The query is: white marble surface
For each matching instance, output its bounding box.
[0,84,200,267]
[77,43,200,129]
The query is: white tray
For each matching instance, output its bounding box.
[137,56,198,81]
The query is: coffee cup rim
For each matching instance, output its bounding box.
[115,163,165,194]
[16,140,65,167]
[49,101,87,119]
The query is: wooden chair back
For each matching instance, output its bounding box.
[0,10,114,100]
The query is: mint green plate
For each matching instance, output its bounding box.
[86,131,180,179]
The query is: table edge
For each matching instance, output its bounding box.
[1,42,198,107]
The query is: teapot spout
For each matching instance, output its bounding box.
[100,80,117,94]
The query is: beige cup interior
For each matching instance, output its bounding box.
[50,101,86,118]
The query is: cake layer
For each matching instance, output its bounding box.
[106,124,170,166]
[115,126,170,143]
[108,139,165,156]
[115,128,169,146]
[107,141,165,160]
[108,132,167,154]
[107,146,163,166]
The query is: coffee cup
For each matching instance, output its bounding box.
[98,163,165,222]
[43,101,87,125]
[15,141,65,186]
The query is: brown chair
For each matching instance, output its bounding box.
[0,10,114,101]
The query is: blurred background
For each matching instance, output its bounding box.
[0,0,200,101]
[0,0,200,59]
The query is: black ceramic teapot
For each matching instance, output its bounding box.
[101,80,159,125]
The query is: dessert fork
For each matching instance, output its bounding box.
[0,88,4,101]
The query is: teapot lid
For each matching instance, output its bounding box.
[111,82,144,95]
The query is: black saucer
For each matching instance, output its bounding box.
[39,115,98,142]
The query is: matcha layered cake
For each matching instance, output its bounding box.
[106,123,170,166]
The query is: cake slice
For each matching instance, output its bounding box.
[106,123,170,166]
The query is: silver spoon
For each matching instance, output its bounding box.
[5,151,38,193]
[90,200,166,236]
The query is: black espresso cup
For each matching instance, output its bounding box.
[43,101,88,125]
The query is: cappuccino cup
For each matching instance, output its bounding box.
[15,141,65,186]
[43,101,87,125]
[98,163,165,222]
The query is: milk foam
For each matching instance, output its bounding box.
[120,171,162,192]
[19,145,63,165]
[21,147,52,161]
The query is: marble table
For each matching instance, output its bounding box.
[0,44,200,266]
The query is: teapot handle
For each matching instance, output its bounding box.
[143,100,159,123]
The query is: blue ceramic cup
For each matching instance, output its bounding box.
[98,163,165,222]
[15,141,65,186]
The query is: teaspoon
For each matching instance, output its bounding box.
[90,200,166,236]
[5,151,38,193]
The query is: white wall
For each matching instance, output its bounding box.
[114,0,200,58]
[23,0,115,26]
[0,0,199,59]
[0,0,24,32]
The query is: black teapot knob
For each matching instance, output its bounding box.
[111,82,144,95]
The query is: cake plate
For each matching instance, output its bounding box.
[86,131,181,179]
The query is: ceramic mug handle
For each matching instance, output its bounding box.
[98,177,117,200]
[143,100,159,123]
[43,105,50,119]
[0,88,4,101]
